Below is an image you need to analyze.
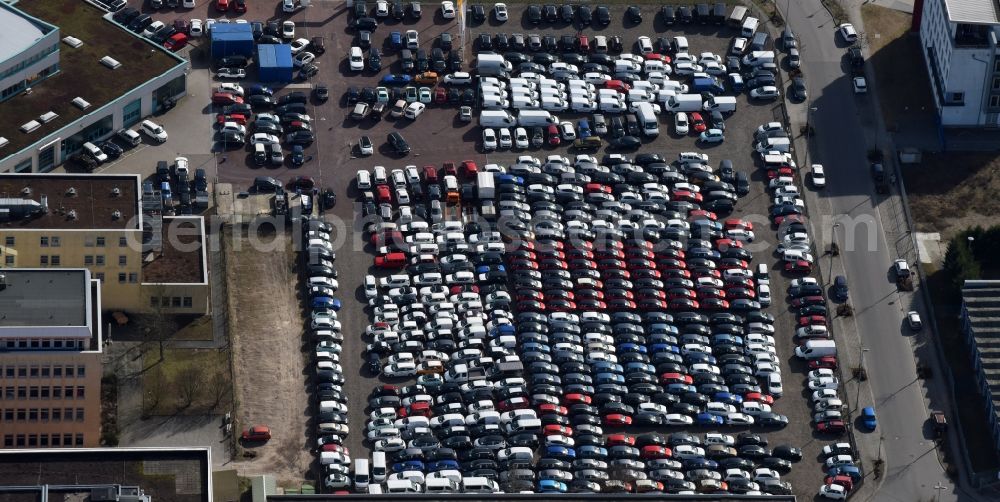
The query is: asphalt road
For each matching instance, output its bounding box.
[782,1,958,500]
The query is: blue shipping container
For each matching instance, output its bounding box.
[257,44,294,83]
[211,24,254,60]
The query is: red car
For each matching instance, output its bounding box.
[376,185,392,203]
[798,315,828,326]
[604,414,633,426]
[815,419,846,434]
[441,162,458,176]
[216,113,248,125]
[422,165,439,183]
[785,259,812,274]
[641,445,671,459]
[563,393,592,405]
[539,403,569,416]
[547,124,561,145]
[577,34,590,52]
[321,443,350,454]
[808,356,839,370]
[212,92,241,105]
[767,167,795,179]
[607,434,636,446]
[498,397,530,411]
[605,80,631,92]
[408,402,432,417]
[543,424,574,436]
[825,475,854,491]
[690,112,707,133]
[661,372,693,385]
[215,0,230,11]
[241,425,271,441]
[742,392,774,405]
[724,218,753,230]
[434,87,447,103]
[791,295,825,307]
[585,183,611,194]
[460,160,478,176]
[689,209,717,221]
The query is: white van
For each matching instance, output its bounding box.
[741,16,760,37]
[742,50,775,67]
[461,476,497,493]
[666,94,704,112]
[117,128,142,146]
[354,459,370,490]
[795,340,837,359]
[372,452,387,482]
[479,110,517,127]
[426,478,460,493]
[385,479,421,493]
[703,96,738,114]
[82,142,108,163]
[517,110,559,127]
[755,137,790,153]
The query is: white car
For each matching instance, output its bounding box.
[852,76,868,94]
[349,46,365,71]
[808,377,840,390]
[374,437,406,452]
[674,112,689,135]
[636,36,653,54]
[216,67,246,79]
[282,20,295,39]
[384,361,417,377]
[293,51,316,68]
[289,38,311,54]
[359,135,374,156]
[819,483,848,500]
[443,72,472,85]
[482,129,498,151]
[189,19,203,36]
[838,23,858,43]
[375,0,390,16]
[282,0,299,12]
[731,37,747,55]
[750,86,780,100]
[514,127,529,149]
[494,2,508,21]
[811,164,827,188]
[405,30,419,49]
[140,120,168,143]
[699,129,725,143]
[250,133,280,145]
[441,0,456,18]
[498,128,513,149]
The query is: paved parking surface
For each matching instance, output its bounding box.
[130,1,840,497]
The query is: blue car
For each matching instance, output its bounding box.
[828,465,862,482]
[861,406,878,431]
[666,383,696,394]
[389,31,403,49]
[683,457,718,470]
[476,264,506,274]
[684,353,717,365]
[489,324,516,337]
[576,445,608,459]
[380,73,412,85]
[247,84,273,96]
[650,343,681,354]
[545,445,576,460]
[577,119,591,138]
[311,297,342,310]
[617,343,647,354]
[714,392,743,405]
[695,413,724,426]
[495,174,524,185]
[538,480,567,493]
[391,460,424,473]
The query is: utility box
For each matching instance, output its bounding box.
[898,147,922,164]
[211,23,254,59]
[257,44,294,83]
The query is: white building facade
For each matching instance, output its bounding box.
[920,0,1000,126]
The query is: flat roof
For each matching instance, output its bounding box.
[142,217,206,283]
[0,173,140,230]
[944,0,1000,24]
[0,269,88,327]
[0,0,182,158]
[963,280,1000,426]
[0,448,210,502]
[0,3,51,64]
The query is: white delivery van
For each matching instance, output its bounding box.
[666,94,704,112]
[517,110,559,126]
[354,459,370,490]
[795,340,837,359]
[755,137,791,153]
[742,50,775,67]
[634,102,660,137]
[372,452,387,482]
[385,479,421,493]
[426,478,461,493]
[461,477,497,493]
[703,96,737,114]
[479,110,517,127]
[741,16,759,37]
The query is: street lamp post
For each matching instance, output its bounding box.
[968,235,975,254]
[804,106,818,169]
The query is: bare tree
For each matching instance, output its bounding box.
[210,369,230,409]
[142,367,164,418]
[176,366,202,409]
[146,285,174,363]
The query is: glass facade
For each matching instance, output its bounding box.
[38,144,54,172]
[122,98,141,128]
[60,114,113,159]
[152,75,185,113]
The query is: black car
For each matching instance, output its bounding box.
[577,4,592,24]
[100,141,123,159]
[527,4,542,23]
[626,5,642,23]
[439,33,453,51]
[477,33,493,50]
[772,445,803,462]
[610,136,641,150]
[218,55,249,68]
[127,14,152,33]
[660,5,676,24]
[410,1,422,18]
[471,3,486,22]
[219,131,244,148]
[286,131,315,145]
[543,4,558,22]
[678,5,693,23]
[368,48,382,71]
[595,5,611,26]
[313,84,329,102]
[388,132,410,154]
[791,75,808,101]
[291,145,306,166]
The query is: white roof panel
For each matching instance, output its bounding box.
[945,0,1000,24]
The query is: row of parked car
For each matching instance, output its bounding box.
[301,220,356,490]
[346,145,804,494]
[210,86,322,154]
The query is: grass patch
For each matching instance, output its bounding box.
[141,348,231,416]
[924,268,1000,472]
[861,5,935,131]
[750,0,784,27]
[822,0,849,24]
[172,315,215,341]
[901,152,1000,234]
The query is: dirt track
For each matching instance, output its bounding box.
[225,227,314,485]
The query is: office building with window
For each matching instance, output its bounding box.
[919,0,1000,126]
[961,280,1000,452]
[0,0,187,173]
[0,268,103,448]
[0,173,209,314]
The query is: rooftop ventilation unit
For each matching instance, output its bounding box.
[72,97,90,110]
[100,56,121,69]
[67,210,78,220]
[20,121,40,133]
[38,111,58,123]
[66,187,77,197]
[112,210,121,220]
[111,187,121,197]
[0,138,7,149]
[21,187,31,197]
[62,36,83,48]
